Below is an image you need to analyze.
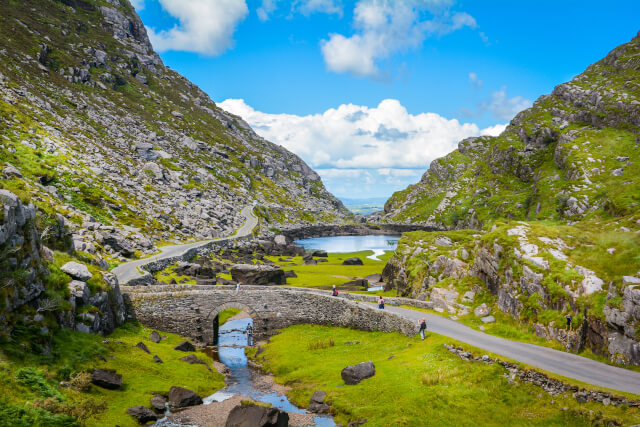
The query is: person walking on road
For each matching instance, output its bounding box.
[236,281,242,293]
[378,296,385,309]
[565,313,573,332]
[332,285,339,296]
[419,318,427,340]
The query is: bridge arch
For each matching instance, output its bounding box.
[206,301,260,345]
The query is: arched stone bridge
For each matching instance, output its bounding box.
[121,285,417,345]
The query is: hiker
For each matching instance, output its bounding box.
[245,323,253,346]
[378,296,385,309]
[332,285,339,296]
[565,313,573,331]
[419,318,427,340]
[236,281,242,293]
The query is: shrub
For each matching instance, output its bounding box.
[307,339,334,351]
[68,371,92,392]
[15,368,65,401]
[0,400,79,427]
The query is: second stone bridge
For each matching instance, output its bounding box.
[121,285,417,344]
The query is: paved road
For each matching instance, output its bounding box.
[381,304,640,395]
[112,206,258,285]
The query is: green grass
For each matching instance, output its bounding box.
[154,262,197,285]
[0,322,225,426]
[251,325,640,426]
[219,308,242,326]
[266,250,393,289]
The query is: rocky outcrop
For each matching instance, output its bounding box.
[230,264,286,286]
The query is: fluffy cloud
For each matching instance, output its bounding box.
[146,0,248,56]
[321,1,476,77]
[481,87,532,121]
[220,97,505,171]
[257,0,342,21]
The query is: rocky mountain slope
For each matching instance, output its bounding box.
[379,32,640,364]
[0,0,349,266]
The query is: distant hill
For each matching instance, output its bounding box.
[341,197,387,215]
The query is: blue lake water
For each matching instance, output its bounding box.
[295,235,401,260]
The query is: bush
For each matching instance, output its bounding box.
[68,371,92,392]
[0,400,79,427]
[307,339,334,351]
[33,396,107,421]
[15,368,65,401]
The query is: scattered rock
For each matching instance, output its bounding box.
[474,303,491,317]
[481,315,495,324]
[225,402,289,427]
[149,330,161,343]
[136,341,150,354]
[153,355,163,363]
[168,386,202,409]
[284,270,297,278]
[341,361,375,385]
[174,341,196,352]
[150,395,167,413]
[126,406,158,424]
[434,235,453,246]
[179,354,212,372]
[312,250,328,257]
[60,261,92,281]
[342,257,363,266]
[91,368,122,390]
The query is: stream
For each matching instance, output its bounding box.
[155,317,335,426]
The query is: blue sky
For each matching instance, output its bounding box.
[132,0,640,199]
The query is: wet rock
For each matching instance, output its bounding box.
[308,390,330,413]
[91,368,122,390]
[225,402,289,427]
[341,361,375,385]
[127,406,158,424]
[342,257,363,266]
[168,386,202,409]
[174,340,196,352]
[150,394,167,412]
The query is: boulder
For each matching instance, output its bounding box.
[61,262,92,281]
[149,330,161,343]
[341,361,375,385]
[225,402,289,427]
[230,264,286,286]
[474,303,491,317]
[305,259,317,265]
[91,368,122,390]
[136,342,150,354]
[481,315,495,324]
[308,390,330,413]
[153,355,163,363]
[168,386,202,409]
[126,406,158,424]
[150,395,167,413]
[434,235,453,246]
[179,354,212,371]
[68,280,90,304]
[284,270,297,278]
[312,250,328,257]
[174,341,196,352]
[274,235,288,246]
[342,257,363,266]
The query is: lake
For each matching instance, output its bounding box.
[295,234,401,260]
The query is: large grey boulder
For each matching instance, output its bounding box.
[225,402,289,427]
[168,386,202,409]
[126,406,158,424]
[342,257,363,266]
[307,390,330,413]
[91,369,122,390]
[230,264,286,286]
[341,361,375,385]
[474,303,491,317]
[61,262,92,281]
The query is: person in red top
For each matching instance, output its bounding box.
[332,285,338,296]
[378,296,385,309]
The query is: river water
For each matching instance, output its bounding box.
[295,234,401,261]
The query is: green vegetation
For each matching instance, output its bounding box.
[265,250,393,289]
[251,325,640,426]
[154,262,196,285]
[218,308,242,326]
[0,323,224,426]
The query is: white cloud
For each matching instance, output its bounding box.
[146,0,248,56]
[219,98,504,172]
[130,0,145,10]
[481,87,532,121]
[468,71,482,89]
[257,0,277,21]
[257,0,342,21]
[321,1,476,77]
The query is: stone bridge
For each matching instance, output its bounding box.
[121,285,417,345]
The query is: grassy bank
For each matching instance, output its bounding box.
[250,325,640,426]
[0,322,224,426]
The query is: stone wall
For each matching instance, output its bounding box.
[122,285,417,344]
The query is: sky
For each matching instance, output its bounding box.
[132,0,640,200]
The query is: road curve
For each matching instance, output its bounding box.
[382,304,640,395]
[112,205,258,285]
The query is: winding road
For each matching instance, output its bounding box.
[112,205,258,284]
[383,304,640,395]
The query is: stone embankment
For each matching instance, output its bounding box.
[121,285,417,344]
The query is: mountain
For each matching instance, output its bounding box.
[0,0,349,265]
[378,32,640,364]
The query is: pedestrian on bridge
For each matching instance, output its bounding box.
[236,281,242,293]
[332,285,339,296]
[378,296,385,309]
